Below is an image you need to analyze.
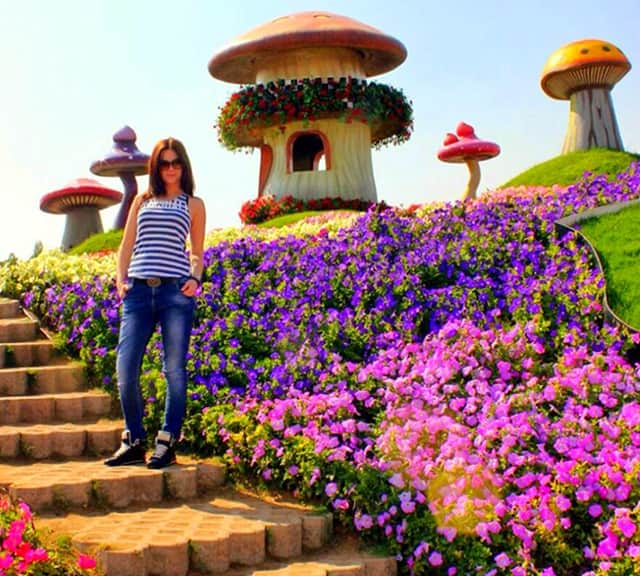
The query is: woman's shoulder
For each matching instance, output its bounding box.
[187,195,205,210]
[130,192,148,213]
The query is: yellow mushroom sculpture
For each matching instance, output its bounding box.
[541,39,631,153]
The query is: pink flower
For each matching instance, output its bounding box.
[628,545,640,558]
[25,547,48,563]
[388,473,405,488]
[555,494,571,512]
[17,502,32,522]
[588,503,602,518]
[77,553,97,570]
[332,498,349,510]
[428,551,443,566]
[616,516,636,539]
[0,553,13,569]
[495,552,511,568]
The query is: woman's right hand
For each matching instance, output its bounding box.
[117,279,129,299]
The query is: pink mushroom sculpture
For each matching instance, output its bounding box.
[40,178,122,251]
[437,122,500,201]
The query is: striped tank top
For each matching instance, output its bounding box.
[128,193,191,279]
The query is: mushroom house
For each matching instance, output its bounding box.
[541,39,631,154]
[40,178,122,252]
[209,11,413,204]
[90,126,149,229]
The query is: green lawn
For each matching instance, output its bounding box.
[69,229,123,255]
[579,202,640,329]
[502,148,639,188]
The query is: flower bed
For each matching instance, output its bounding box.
[2,164,640,575]
[0,490,96,574]
[216,76,413,150]
[238,194,378,224]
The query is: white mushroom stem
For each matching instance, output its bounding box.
[562,87,623,153]
[462,159,481,201]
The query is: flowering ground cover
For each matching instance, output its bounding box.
[0,490,96,574]
[1,164,640,575]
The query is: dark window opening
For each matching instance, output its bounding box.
[292,133,326,172]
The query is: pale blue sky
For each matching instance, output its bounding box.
[1,0,638,259]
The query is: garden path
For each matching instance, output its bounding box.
[0,297,395,576]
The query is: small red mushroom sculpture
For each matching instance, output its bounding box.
[40,178,122,252]
[437,122,500,201]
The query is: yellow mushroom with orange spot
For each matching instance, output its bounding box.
[540,39,631,153]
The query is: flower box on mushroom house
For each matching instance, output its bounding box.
[209,11,413,204]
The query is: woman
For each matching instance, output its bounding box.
[105,137,206,469]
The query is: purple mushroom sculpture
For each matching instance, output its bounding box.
[40,178,122,251]
[90,126,149,229]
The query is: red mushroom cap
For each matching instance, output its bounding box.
[437,122,500,163]
[40,178,122,214]
[209,11,407,84]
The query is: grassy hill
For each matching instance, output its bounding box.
[579,202,640,329]
[68,229,123,255]
[501,148,639,187]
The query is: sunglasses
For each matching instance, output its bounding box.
[159,158,184,170]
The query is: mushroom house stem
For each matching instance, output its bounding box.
[113,173,138,229]
[463,159,481,201]
[562,87,624,153]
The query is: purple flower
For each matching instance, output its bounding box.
[325,483,338,497]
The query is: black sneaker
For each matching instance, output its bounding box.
[147,431,176,469]
[104,431,146,466]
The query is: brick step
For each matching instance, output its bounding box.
[0,317,40,343]
[0,362,85,395]
[0,340,56,368]
[0,420,124,459]
[0,299,20,319]
[220,548,396,576]
[0,457,225,512]
[35,491,372,576]
[0,390,111,425]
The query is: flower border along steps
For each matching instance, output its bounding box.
[0,298,397,576]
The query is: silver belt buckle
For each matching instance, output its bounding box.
[147,278,161,288]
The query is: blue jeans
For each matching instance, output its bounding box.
[116,278,195,443]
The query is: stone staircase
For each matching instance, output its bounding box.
[0,297,396,576]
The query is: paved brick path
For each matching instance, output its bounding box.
[0,297,396,576]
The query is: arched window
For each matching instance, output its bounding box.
[288,131,330,173]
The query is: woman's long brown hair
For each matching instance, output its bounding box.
[145,137,195,198]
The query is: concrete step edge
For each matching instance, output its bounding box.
[2,458,227,511]
[0,299,21,319]
[0,390,113,425]
[0,341,56,368]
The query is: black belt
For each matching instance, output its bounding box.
[132,277,179,288]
